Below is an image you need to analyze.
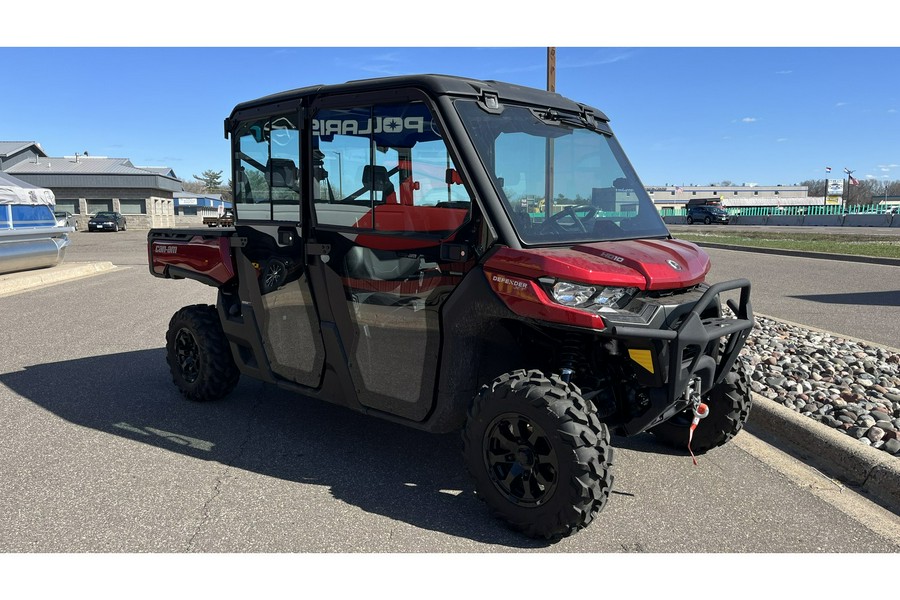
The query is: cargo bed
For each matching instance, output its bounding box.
[148,227,237,287]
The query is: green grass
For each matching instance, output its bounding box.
[673,230,900,259]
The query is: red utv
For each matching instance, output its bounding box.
[148,75,753,539]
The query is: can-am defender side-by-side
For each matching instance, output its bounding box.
[148,75,753,540]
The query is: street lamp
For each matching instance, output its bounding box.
[331,151,343,197]
[843,167,854,208]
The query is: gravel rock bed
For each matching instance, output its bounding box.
[738,315,900,457]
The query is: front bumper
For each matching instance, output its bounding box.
[605,278,753,435]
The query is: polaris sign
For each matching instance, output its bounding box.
[312,116,425,137]
[313,104,440,146]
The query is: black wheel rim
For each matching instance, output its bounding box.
[174,328,201,383]
[264,262,285,291]
[484,412,558,506]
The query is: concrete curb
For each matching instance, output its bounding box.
[694,241,900,267]
[0,261,118,296]
[746,391,900,514]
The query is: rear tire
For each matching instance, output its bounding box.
[165,304,239,402]
[686,216,693,224]
[260,258,287,294]
[462,369,613,540]
[651,359,752,454]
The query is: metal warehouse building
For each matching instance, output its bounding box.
[0,141,178,229]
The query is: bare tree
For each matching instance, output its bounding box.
[799,179,827,197]
[181,179,207,194]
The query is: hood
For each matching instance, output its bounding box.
[484,238,710,291]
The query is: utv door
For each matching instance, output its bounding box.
[230,110,326,388]
[307,94,476,421]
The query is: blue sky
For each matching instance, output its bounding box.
[3,7,898,189]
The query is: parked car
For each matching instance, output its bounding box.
[686,205,729,224]
[88,211,127,232]
[54,210,77,230]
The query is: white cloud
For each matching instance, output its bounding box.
[741,117,758,123]
[560,50,636,69]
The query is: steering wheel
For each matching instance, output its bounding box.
[538,205,593,234]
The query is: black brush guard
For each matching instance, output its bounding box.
[608,278,753,435]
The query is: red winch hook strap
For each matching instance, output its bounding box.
[688,402,710,466]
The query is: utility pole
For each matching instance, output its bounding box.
[547,47,556,92]
[843,167,854,208]
[545,47,556,219]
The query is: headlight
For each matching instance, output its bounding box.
[593,286,633,308]
[545,278,638,312]
[551,281,596,306]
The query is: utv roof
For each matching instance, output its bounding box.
[227,73,608,123]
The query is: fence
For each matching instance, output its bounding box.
[659,204,897,217]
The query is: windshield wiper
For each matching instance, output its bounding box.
[536,108,599,131]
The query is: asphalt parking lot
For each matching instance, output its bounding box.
[0,229,897,557]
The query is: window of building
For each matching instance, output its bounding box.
[55,199,79,214]
[119,199,146,214]
[87,200,112,214]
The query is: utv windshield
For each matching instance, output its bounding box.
[455,100,669,245]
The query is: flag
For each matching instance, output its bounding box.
[849,176,860,186]
[825,166,832,173]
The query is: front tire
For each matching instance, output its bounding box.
[462,369,613,540]
[165,304,240,402]
[651,359,752,454]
